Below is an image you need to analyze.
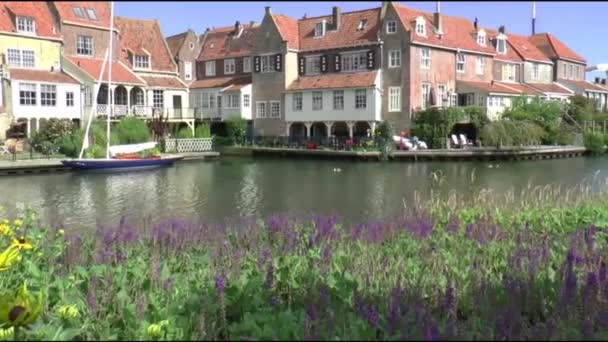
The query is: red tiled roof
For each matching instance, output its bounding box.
[189,75,251,90]
[0,2,60,39]
[525,82,573,95]
[9,69,78,84]
[223,83,250,93]
[273,15,299,50]
[115,16,176,73]
[298,8,380,51]
[67,56,145,85]
[393,3,495,55]
[166,31,188,59]
[505,34,552,63]
[52,2,112,29]
[287,70,377,91]
[198,24,256,61]
[484,29,523,63]
[494,81,544,96]
[529,33,586,64]
[560,79,608,93]
[140,76,187,89]
[457,81,521,95]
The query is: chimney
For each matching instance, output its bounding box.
[596,77,601,84]
[332,6,341,30]
[498,25,506,34]
[602,79,607,85]
[265,6,271,16]
[532,1,536,35]
[235,21,240,31]
[434,1,443,34]
[474,17,478,30]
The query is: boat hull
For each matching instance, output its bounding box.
[61,156,184,171]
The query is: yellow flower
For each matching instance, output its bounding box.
[11,237,32,250]
[13,219,22,228]
[0,223,12,237]
[56,304,78,320]
[147,320,168,338]
[0,246,20,272]
[0,283,44,327]
[0,326,14,341]
[57,229,65,236]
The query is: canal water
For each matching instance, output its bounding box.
[1,156,607,230]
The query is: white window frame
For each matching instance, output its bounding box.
[437,84,447,107]
[293,93,302,111]
[456,53,466,73]
[227,93,240,108]
[153,90,164,108]
[532,63,539,80]
[420,48,430,69]
[421,83,431,109]
[357,19,368,31]
[270,101,280,118]
[66,91,74,107]
[314,21,326,37]
[84,86,92,106]
[243,57,252,73]
[333,90,344,110]
[205,61,216,76]
[16,17,35,34]
[386,20,397,34]
[355,89,367,109]
[476,56,485,75]
[305,55,321,75]
[40,84,57,107]
[312,91,323,111]
[19,83,36,106]
[76,35,93,56]
[133,55,150,70]
[85,8,98,21]
[256,101,267,118]
[496,36,507,54]
[261,55,274,73]
[224,58,236,75]
[7,49,35,68]
[415,17,425,36]
[562,63,568,79]
[389,50,401,68]
[243,94,250,108]
[341,51,367,72]
[569,64,574,79]
[502,64,516,82]
[72,6,85,19]
[7,49,21,66]
[389,87,401,112]
[477,30,486,46]
[184,61,192,81]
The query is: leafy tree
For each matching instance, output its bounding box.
[30,119,74,153]
[411,107,488,149]
[502,96,562,143]
[225,116,247,145]
[566,95,595,124]
[583,131,605,155]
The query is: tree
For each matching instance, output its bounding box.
[502,96,561,143]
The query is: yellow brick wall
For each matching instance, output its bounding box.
[0,35,62,70]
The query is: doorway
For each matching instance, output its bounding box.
[173,95,182,119]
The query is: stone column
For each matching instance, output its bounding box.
[26,118,31,137]
[125,86,133,115]
[324,121,333,137]
[304,122,313,138]
[35,118,40,132]
[368,121,376,137]
[285,122,291,137]
[346,121,355,138]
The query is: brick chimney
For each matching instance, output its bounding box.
[434,1,443,34]
[235,20,241,32]
[332,6,341,30]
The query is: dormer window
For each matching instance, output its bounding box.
[134,55,150,70]
[209,41,215,49]
[386,20,397,34]
[358,19,368,31]
[85,8,98,21]
[72,6,85,19]
[414,17,426,36]
[476,30,486,46]
[314,21,326,37]
[496,35,507,54]
[16,17,35,34]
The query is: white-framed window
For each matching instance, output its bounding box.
[357,19,368,31]
[437,84,447,107]
[562,64,568,79]
[574,65,580,80]
[532,63,539,80]
[134,89,144,105]
[83,86,92,106]
[389,50,401,68]
[386,20,397,34]
[201,92,210,108]
[270,101,280,118]
[341,51,367,72]
[456,53,465,73]
[569,64,574,79]
[224,58,236,74]
[153,90,164,108]
[16,17,35,34]
[496,37,506,54]
[205,61,216,76]
[477,30,486,46]
[243,57,251,73]
[415,17,425,36]
[7,49,21,66]
[7,49,35,68]
[355,89,367,109]
[184,61,192,81]
[305,55,321,75]
[85,8,97,20]
[243,94,250,107]
[476,56,485,75]
[477,95,485,107]
[314,21,326,37]
[261,55,274,73]
[76,35,93,56]
[420,48,430,69]
[72,6,85,19]
[40,84,56,106]
[19,83,36,106]
[333,90,344,110]
[217,95,222,109]
[389,87,401,112]
[502,64,516,81]
[134,55,150,69]
[66,92,74,107]
[226,93,240,108]
[293,93,302,111]
[421,83,431,109]
[312,91,323,110]
[256,101,267,118]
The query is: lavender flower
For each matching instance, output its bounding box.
[87,276,99,316]
[215,275,226,296]
[163,277,174,291]
[306,303,317,322]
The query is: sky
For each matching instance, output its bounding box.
[115,1,608,81]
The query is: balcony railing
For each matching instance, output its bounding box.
[95,105,202,120]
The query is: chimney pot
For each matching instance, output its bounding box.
[434,2,442,34]
[602,78,607,85]
[474,17,478,30]
[498,25,506,34]
[265,6,271,15]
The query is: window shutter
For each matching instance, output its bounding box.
[367,50,375,69]
[274,53,282,71]
[334,55,341,72]
[254,56,261,73]
[298,56,305,75]
[321,55,328,73]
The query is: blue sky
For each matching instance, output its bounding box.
[115,1,608,81]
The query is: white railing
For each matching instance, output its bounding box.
[95,105,202,121]
[164,138,213,153]
[96,104,129,118]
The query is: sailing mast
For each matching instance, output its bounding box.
[106,1,115,159]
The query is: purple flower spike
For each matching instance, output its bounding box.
[215,274,226,295]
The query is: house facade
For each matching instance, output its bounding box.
[166,29,201,84]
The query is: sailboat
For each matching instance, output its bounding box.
[62,2,183,171]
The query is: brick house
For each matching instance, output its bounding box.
[166,29,201,84]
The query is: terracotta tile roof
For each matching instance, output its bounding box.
[457,81,521,95]
[484,29,523,63]
[115,16,176,73]
[287,70,377,91]
[166,31,188,59]
[198,24,256,61]
[0,2,60,39]
[393,3,495,55]
[297,8,380,51]
[9,69,78,84]
[525,82,573,95]
[494,81,544,96]
[504,34,552,63]
[67,56,145,85]
[529,33,586,64]
[222,83,249,93]
[52,2,112,29]
[272,15,299,50]
[560,79,608,93]
[140,76,187,89]
[189,75,251,90]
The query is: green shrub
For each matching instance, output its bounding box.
[480,121,545,148]
[195,124,211,138]
[583,131,605,155]
[411,107,485,149]
[30,119,74,153]
[502,96,561,143]
[374,121,393,140]
[225,116,247,145]
[555,130,575,146]
[175,127,194,139]
[60,121,117,158]
[213,136,233,147]
[566,95,595,123]
[112,117,150,144]
[84,144,106,159]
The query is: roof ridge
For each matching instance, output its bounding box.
[299,6,381,22]
[393,2,472,24]
[166,31,188,39]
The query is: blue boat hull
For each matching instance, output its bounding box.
[61,156,184,171]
